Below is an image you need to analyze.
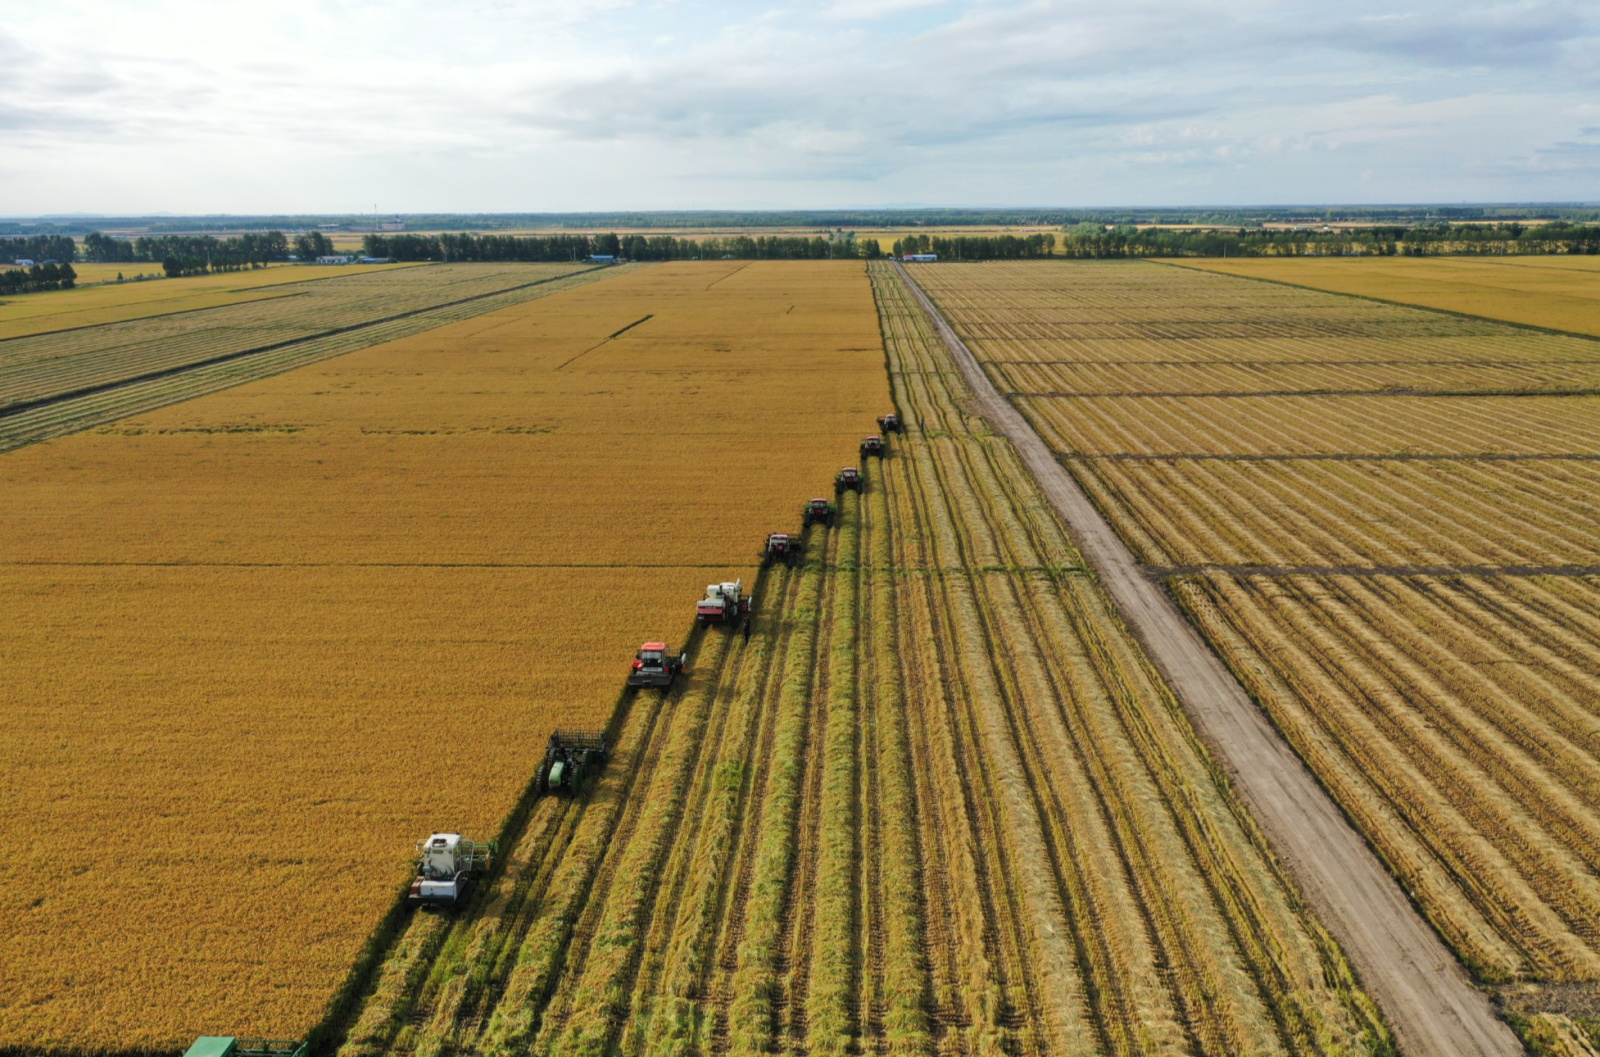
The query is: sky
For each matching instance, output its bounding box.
[2,0,1598,214]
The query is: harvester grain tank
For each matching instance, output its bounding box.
[697,578,752,624]
[407,833,496,908]
[628,641,687,689]
[803,497,836,528]
[762,533,803,567]
[538,730,609,796]
[835,466,862,493]
[860,435,886,459]
[878,412,902,433]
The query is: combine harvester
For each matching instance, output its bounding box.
[538,730,609,797]
[877,411,903,433]
[860,435,886,459]
[696,578,752,625]
[834,466,862,493]
[407,833,497,908]
[626,641,687,690]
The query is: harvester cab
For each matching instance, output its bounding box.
[697,578,752,624]
[539,730,609,797]
[803,497,836,528]
[407,833,496,908]
[183,1039,306,1057]
[628,641,687,689]
[878,412,902,433]
[762,533,803,567]
[860,435,886,459]
[834,467,862,494]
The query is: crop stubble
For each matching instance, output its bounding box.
[909,260,1600,1024]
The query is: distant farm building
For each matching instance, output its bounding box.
[13,259,35,267]
[903,253,938,262]
[358,256,393,264]
[380,222,406,232]
[316,255,352,265]
[589,254,616,263]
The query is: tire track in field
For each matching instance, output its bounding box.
[895,260,1521,1057]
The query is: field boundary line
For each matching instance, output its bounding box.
[1153,259,1600,344]
[892,260,1521,1057]
[1148,563,1600,578]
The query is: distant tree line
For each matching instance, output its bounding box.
[361,231,886,262]
[1058,222,1600,259]
[1,235,77,263]
[891,233,1057,259]
[0,262,76,295]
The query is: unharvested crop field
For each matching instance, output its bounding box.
[321,260,1389,1057]
[911,261,1600,1025]
[0,260,889,1051]
[1172,255,1600,339]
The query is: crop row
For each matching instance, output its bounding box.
[991,358,1600,397]
[1070,456,1600,569]
[0,265,614,453]
[1171,572,1600,982]
[910,259,1600,1001]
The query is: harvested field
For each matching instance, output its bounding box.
[910,260,1600,1018]
[1170,256,1600,339]
[0,262,422,340]
[0,260,888,1052]
[321,260,1390,1057]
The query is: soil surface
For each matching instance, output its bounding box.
[895,261,1521,1057]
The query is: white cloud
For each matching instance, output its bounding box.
[2,0,1598,211]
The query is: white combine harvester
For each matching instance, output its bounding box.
[696,578,752,627]
[406,833,496,909]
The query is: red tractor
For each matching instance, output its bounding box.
[762,533,804,567]
[803,497,836,528]
[627,641,687,689]
[835,466,862,494]
[878,412,902,433]
[860,435,886,459]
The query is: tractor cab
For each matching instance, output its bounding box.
[860,435,886,459]
[878,412,902,433]
[803,498,836,528]
[628,641,687,689]
[835,466,862,493]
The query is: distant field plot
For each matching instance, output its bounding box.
[63,261,166,283]
[913,260,1600,1003]
[0,263,606,453]
[1171,256,1600,339]
[0,261,419,339]
[0,260,889,1051]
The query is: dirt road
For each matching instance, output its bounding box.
[894,262,1520,1057]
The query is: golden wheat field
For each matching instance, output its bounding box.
[0,259,888,1050]
[1172,255,1600,338]
[912,260,1600,1004]
[0,261,420,340]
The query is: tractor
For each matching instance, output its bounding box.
[697,579,752,625]
[538,730,609,797]
[183,1041,306,1057]
[878,412,903,433]
[627,641,687,689]
[762,533,804,567]
[835,466,862,494]
[803,497,836,528]
[860,435,886,459]
[407,833,497,908]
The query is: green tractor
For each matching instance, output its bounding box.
[183,1040,305,1057]
[538,730,609,797]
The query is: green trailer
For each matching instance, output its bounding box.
[183,1038,306,1057]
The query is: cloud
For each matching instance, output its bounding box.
[2,0,1599,211]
